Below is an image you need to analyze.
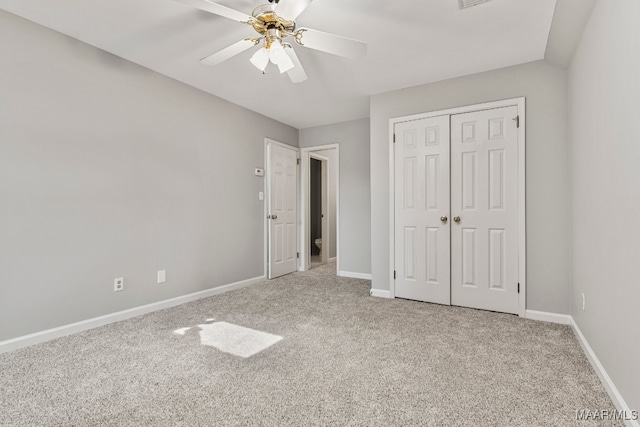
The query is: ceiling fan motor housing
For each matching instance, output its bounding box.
[251,5,295,36]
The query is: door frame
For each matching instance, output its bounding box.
[264,138,300,278]
[300,144,340,272]
[388,97,526,317]
[309,152,330,264]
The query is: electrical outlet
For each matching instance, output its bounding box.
[114,277,124,292]
[581,293,586,311]
[157,270,166,284]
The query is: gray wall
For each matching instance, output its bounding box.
[0,11,298,342]
[314,149,338,259]
[569,0,640,412]
[299,119,371,275]
[370,60,571,314]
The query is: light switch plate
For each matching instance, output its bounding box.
[254,168,264,177]
[157,270,166,284]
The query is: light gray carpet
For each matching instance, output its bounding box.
[0,263,620,426]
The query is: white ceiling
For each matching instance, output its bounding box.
[0,0,557,129]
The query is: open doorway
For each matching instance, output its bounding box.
[309,154,328,268]
[300,144,339,272]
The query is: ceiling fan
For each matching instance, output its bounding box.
[174,0,367,83]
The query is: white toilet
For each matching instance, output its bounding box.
[314,238,322,257]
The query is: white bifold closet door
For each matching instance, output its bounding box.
[394,106,519,315]
[394,115,451,305]
[450,106,519,314]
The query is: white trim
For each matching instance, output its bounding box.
[388,118,396,298]
[300,144,340,273]
[517,100,527,318]
[299,148,308,271]
[264,138,299,279]
[390,98,526,123]
[0,275,266,354]
[265,138,299,151]
[369,288,392,298]
[388,97,527,316]
[338,271,372,280]
[309,153,329,161]
[525,310,572,325]
[329,257,337,262]
[570,318,640,427]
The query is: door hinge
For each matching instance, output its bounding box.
[297,252,300,259]
[393,134,396,143]
[517,282,520,293]
[513,115,520,128]
[297,158,300,165]
[394,270,396,279]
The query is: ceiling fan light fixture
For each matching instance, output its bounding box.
[269,41,294,72]
[250,47,270,71]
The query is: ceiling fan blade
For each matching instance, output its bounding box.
[174,0,253,23]
[294,28,367,59]
[274,0,313,20]
[200,38,260,65]
[284,47,308,83]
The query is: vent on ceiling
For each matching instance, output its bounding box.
[458,0,491,9]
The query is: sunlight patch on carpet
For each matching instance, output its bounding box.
[173,327,192,336]
[196,322,282,358]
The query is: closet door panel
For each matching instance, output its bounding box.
[394,115,450,305]
[450,107,519,314]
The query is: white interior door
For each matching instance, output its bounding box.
[450,106,519,314]
[268,142,298,279]
[394,115,451,305]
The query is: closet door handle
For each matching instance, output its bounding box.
[453,216,461,223]
[440,215,448,223]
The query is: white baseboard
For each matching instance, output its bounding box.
[369,288,392,298]
[525,310,572,325]
[338,270,372,280]
[0,275,266,354]
[519,310,638,425]
[570,318,639,427]
[329,257,337,262]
